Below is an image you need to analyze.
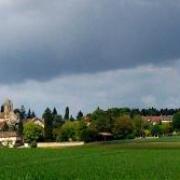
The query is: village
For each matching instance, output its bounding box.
[0,99,177,148]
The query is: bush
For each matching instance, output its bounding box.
[151,125,162,137]
[55,120,98,142]
[29,141,37,148]
[57,121,78,142]
[144,129,151,137]
[80,125,98,142]
[23,122,43,143]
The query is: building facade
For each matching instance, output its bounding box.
[0,99,22,147]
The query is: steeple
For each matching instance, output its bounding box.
[3,99,13,117]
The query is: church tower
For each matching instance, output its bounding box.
[3,99,13,119]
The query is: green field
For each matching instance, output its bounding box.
[1,137,180,180]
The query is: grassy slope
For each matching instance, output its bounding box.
[0,137,180,180]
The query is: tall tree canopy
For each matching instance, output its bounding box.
[173,112,180,131]
[64,106,70,120]
[77,111,84,120]
[43,108,53,140]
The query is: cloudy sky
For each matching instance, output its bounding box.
[0,0,180,116]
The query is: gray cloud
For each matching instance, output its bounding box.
[0,0,180,83]
[1,63,180,116]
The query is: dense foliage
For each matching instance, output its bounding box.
[38,106,180,142]
[16,105,180,143]
[23,122,43,143]
[112,115,134,139]
[173,112,180,131]
[43,108,53,140]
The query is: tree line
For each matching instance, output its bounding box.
[23,106,180,146]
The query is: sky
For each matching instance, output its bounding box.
[0,0,180,117]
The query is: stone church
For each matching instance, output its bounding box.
[0,99,22,147]
[0,99,19,126]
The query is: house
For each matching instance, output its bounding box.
[143,115,173,125]
[0,131,22,148]
[98,132,113,141]
[0,99,19,125]
[25,117,44,128]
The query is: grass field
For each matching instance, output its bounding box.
[1,137,180,180]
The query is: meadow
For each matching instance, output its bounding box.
[0,137,180,180]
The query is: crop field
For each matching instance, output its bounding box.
[0,137,180,180]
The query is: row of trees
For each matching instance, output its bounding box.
[23,106,180,144]
[42,107,84,140]
[87,107,180,117]
[23,106,85,145]
[19,105,180,124]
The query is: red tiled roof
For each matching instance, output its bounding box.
[143,116,173,123]
[143,116,162,122]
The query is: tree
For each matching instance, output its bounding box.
[20,105,26,120]
[70,115,75,121]
[133,115,145,137]
[52,107,63,127]
[31,111,36,118]
[77,121,98,142]
[23,122,43,143]
[27,109,32,119]
[173,112,180,131]
[53,126,62,140]
[43,108,53,140]
[53,114,63,127]
[17,120,24,136]
[53,107,58,116]
[130,109,140,118]
[81,126,98,142]
[159,123,173,136]
[14,109,23,135]
[151,124,162,137]
[27,109,36,119]
[76,111,84,120]
[76,120,87,140]
[64,106,70,120]
[91,108,112,132]
[112,115,134,139]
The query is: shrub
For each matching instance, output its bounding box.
[29,141,37,148]
[57,121,78,142]
[79,125,98,142]
[151,124,162,137]
[54,120,98,142]
[23,122,43,143]
[144,129,151,137]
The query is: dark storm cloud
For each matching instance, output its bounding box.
[0,0,180,83]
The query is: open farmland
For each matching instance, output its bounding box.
[0,138,180,180]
